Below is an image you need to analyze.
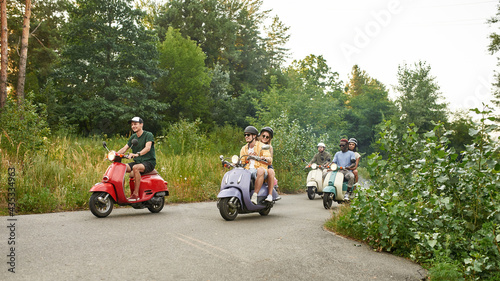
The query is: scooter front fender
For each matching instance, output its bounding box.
[306,182,318,188]
[322,185,335,193]
[90,182,117,202]
[217,188,242,201]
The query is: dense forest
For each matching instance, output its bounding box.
[1,0,496,155]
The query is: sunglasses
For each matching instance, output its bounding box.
[339,144,346,147]
[244,133,251,137]
[262,135,270,139]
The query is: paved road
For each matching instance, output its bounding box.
[1,194,425,281]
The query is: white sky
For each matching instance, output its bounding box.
[261,0,499,114]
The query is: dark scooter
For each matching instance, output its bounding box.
[89,140,169,218]
[217,152,279,221]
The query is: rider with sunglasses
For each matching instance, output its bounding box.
[240,126,273,204]
[332,138,356,201]
[259,127,278,202]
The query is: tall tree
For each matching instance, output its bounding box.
[0,0,7,108]
[55,0,167,135]
[155,0,237,68]
[393,61,448,133]
[345,65,366,97]
[263,15,290,70]
[155,27,211,123]
[5,0,70,101]
[253,54,346,136]
[155,0,271,94]
[487,2,500,121]
[16,0,31,105]
[345,65,396,154]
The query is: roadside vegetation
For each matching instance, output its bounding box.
[326,108,500,280]
[1,1,500,280]
[0,101,328,215]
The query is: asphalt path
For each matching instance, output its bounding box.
[1,194,425,281]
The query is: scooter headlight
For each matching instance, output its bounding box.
[311,163,317,169]
[330,163,338,170]
[231,155,239,164]
[107,150,116,161]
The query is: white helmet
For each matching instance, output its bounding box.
[317,142,326,148]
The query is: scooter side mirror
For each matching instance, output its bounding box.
[131,139,139,147]
[102,141,108,149]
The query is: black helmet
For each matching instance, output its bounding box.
[244,126,259,135]
[260,127,274,139]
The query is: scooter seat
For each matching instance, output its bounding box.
[144,169,158,176]
[130,169,158,178]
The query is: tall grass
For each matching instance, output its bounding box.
[0,120,316,215]
[0,135,228,215]
[0,116,344,215]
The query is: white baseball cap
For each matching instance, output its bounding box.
[128,117,143,124]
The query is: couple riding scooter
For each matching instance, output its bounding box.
[217,126,280,221]
[305,139,356,201]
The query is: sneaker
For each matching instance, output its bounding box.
[265,194,273,202]
[128,194,139,202]
[343,193,350,201]
[251,193,258,205]
[275,195,282,201]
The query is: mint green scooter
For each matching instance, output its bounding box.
[321,163,350,209]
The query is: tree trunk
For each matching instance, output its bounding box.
[0,0,7,109]
[16,0,31,106]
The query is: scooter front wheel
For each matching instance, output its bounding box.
[89,192,114,218]
[219,197,238,221]
[323,192,333,209]
[307,187,316,200]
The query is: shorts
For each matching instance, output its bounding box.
[128,161,155,174]
[249,168,268,180]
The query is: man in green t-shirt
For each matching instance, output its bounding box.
[117,117,156,201]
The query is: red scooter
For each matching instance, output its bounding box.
[89,140,169,218]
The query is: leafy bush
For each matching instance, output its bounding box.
[0,95,51,159]
[159,118,208,155]
[266,112,334,193]
[327,108,500,279]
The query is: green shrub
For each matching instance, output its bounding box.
[266,112,334,193]
[0,95,51,159]
[327,107,500,279]
[428,260,464,281]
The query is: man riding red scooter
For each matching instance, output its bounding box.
[116,117,156,201]
[88,117,168,218]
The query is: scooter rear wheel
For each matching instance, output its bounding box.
[259,206,271,216]
[219,197,238,221]
[89,192,114,218]
[147,197,165,213]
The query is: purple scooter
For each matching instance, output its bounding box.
[217,153,280,221]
